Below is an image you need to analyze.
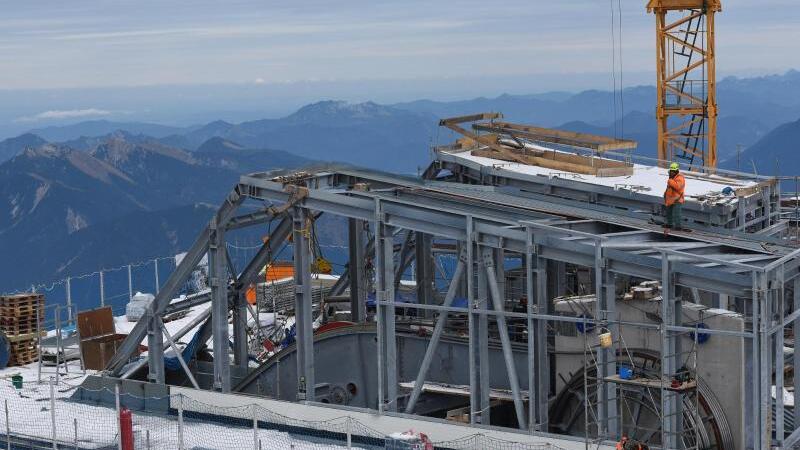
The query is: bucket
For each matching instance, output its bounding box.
[11,374,22,389]
[619,366,634,380]
[598,330,613,348]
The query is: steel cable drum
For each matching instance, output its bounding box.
[0,331,10,369]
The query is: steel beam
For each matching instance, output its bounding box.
[347,218,368,322]
[415,232,435,318]
[146,306,165,384]
[533,254,549,427]
[476,246,491,425]
[376,214,397,411]
[292,207,315,402]
[210,213,231,392]
[660,252,680,449]
[404,249,466,413]
[595,243,618,440]
[483,246,527,430]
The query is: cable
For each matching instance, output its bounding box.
[609,0,619,139]
[617,0,625,138]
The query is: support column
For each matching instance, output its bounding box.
[209,216,230,392]
[347,218,367,323]
[293,208,314,401]
[660,254,681,449]
[775,270,786,447]
[147,306,165,384]
[374,208,396,411]
[756,271,772,449]
[793,277,800,440]
[533,255,550,427]
[595,244,618,439]
[415,232,434,314]
[475,245,491,425]
[233,290,249,370]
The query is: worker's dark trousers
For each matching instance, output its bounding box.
[666,203,683,228]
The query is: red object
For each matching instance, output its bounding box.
[119,407,134,450]
[262,339,275,353]
[315,321,354,335]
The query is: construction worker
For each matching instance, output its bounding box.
[664,162,686,230]
[617,433,649,450]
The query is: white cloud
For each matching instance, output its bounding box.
[254,78,265,85]
[15,108,113,123]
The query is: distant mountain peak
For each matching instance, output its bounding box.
[286,100,399,122]
[196,136,246,153]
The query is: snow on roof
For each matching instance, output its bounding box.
[443,147,757,203]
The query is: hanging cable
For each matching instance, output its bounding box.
[609,0,619,139]
[617,0,625,138]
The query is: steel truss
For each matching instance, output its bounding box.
[104,168,800,449]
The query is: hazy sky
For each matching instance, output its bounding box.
[0,0,797,136]
[1,0,797,90]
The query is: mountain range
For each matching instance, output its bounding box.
[4,70,800,291]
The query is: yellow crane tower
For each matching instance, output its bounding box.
[647,0,721,170]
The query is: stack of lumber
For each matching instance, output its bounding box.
[0,293,44,366]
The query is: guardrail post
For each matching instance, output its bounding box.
[115,383,122,450]
[128,265,133,301]
[5,398,10,450]
[49,376,57,450]
[154,259,160,294]
[73,418,78,450]
[100,271,105,307]
[346,417,352,449]
[252,404,258,450]
[178,394,184,450]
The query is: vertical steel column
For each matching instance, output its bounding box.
[483,246,527,429]
[660,253,680,449]
[146,306,165,384]
[476,245,491,425]
[415,232,435,316]
[292,207,314,401]
[347,218,367,323]
[377,219,397,411]
[209,214,231,392]
[775,269,786,446]
[595,242,617,439]
[465,218,480,425]
[794,277,800,439]
[525,228,537,432]
[533,255,549,427]
[233,289,249,369]
[756,270,772,449]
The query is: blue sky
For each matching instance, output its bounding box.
[0,0,797,134]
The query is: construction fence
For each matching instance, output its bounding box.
[1,377,566,450]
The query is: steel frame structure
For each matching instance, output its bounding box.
[103,167,800,449]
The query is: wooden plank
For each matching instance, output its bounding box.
[438,112,502,126]
[475,122,638,152]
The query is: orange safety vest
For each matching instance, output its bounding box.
[665,173,685,206]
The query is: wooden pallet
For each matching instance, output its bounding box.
[6,337,39,366]
[0,293,44,307]
[0,317,43,335]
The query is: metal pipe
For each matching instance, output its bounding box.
[100,271,105,307]
[483,252,527,430]
[404,254,465,413]
[115,383,122,450]
[49,377,56,450]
